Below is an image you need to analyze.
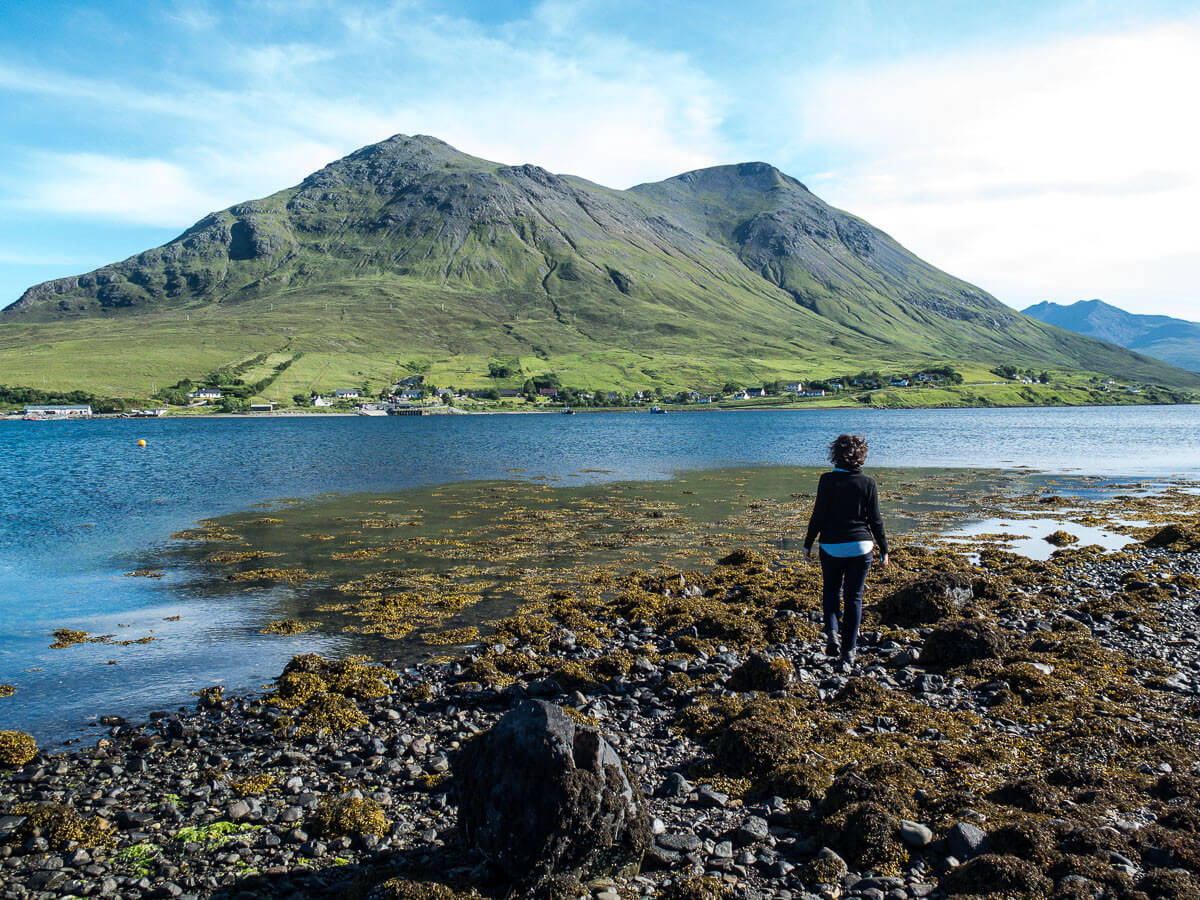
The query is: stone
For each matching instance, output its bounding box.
[661,772,691,797]
[698,785,729,808]
[946,821,989,860]
[899,820,934,847]
[453,700,650,886]
[657,832,702,853]
[736,816,770,844]
[227,800,251,821]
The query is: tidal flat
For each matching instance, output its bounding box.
[153,466,1020,663]
[2,469,1200,899]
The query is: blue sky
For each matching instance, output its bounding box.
[1,0,1197,317]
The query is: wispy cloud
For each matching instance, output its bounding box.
[1,1,729,231]
[797,19,1200,315]
[12,154,218,226]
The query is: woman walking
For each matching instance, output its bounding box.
[803,434,888,672]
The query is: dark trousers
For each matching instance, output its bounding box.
[820,549,872,652]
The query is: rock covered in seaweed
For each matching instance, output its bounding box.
[919,619,1010,667]
[451,700,650,888]
[875,570,976,625]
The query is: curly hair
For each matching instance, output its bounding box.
[829,433,869,470]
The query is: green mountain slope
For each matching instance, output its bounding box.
[1024,299,1200,373]
[3,134,1197,400]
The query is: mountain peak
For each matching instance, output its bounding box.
[1024,298,1200,372]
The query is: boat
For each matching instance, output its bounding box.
[561,406,575,415]
[650,405,667,414]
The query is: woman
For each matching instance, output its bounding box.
[803,434,888,672]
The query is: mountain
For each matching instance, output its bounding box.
[3,134,1198,400]
[1023,299,1200,373]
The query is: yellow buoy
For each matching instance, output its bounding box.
[137,439,147,447]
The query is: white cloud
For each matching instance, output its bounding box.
[797,19,1200,317]
[16,154,219,227]
[0,3,728,235]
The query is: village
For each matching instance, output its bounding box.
[3,365,1153,419]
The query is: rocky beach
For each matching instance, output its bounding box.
[2,477,1200,899]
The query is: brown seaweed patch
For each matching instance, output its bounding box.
[224,567,318,584]
[261,618,313,635]
[1044,529,1079,546]
[311,793,390,837]
[0,730,37,766]
[13,802,116,849]
[422,626,481,646]
[232,773,278,797]
[206,550,283,564]
[49,628,90,649]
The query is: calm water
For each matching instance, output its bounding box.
[2,405,1198,742]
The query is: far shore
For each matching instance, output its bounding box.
[4,396,1198,422]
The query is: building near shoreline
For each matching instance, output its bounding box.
[23,404,92,418]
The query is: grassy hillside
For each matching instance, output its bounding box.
[3,134,1198,405]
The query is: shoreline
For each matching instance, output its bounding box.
[0,484,1198,898]
[4,397,1200,422]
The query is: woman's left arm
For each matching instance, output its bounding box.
[869,479,888,566]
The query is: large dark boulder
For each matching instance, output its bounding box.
[920,619,1009,668]
[452,700,650,887]
[876,572,975,626]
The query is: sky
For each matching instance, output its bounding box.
[1,0,1197,319]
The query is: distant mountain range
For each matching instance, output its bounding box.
[2,134,1197,399]
[1023,299,1200,373]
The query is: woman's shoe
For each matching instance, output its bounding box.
[825,640,840,658]
[840,649,856,673]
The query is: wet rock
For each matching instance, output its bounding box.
[453,700,650,886]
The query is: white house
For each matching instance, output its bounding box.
[188,388,222,400]
[782,382,804,393]
[335,389,360,400]
[311,395,334,407]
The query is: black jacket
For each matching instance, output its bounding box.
[803,469,887,554]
